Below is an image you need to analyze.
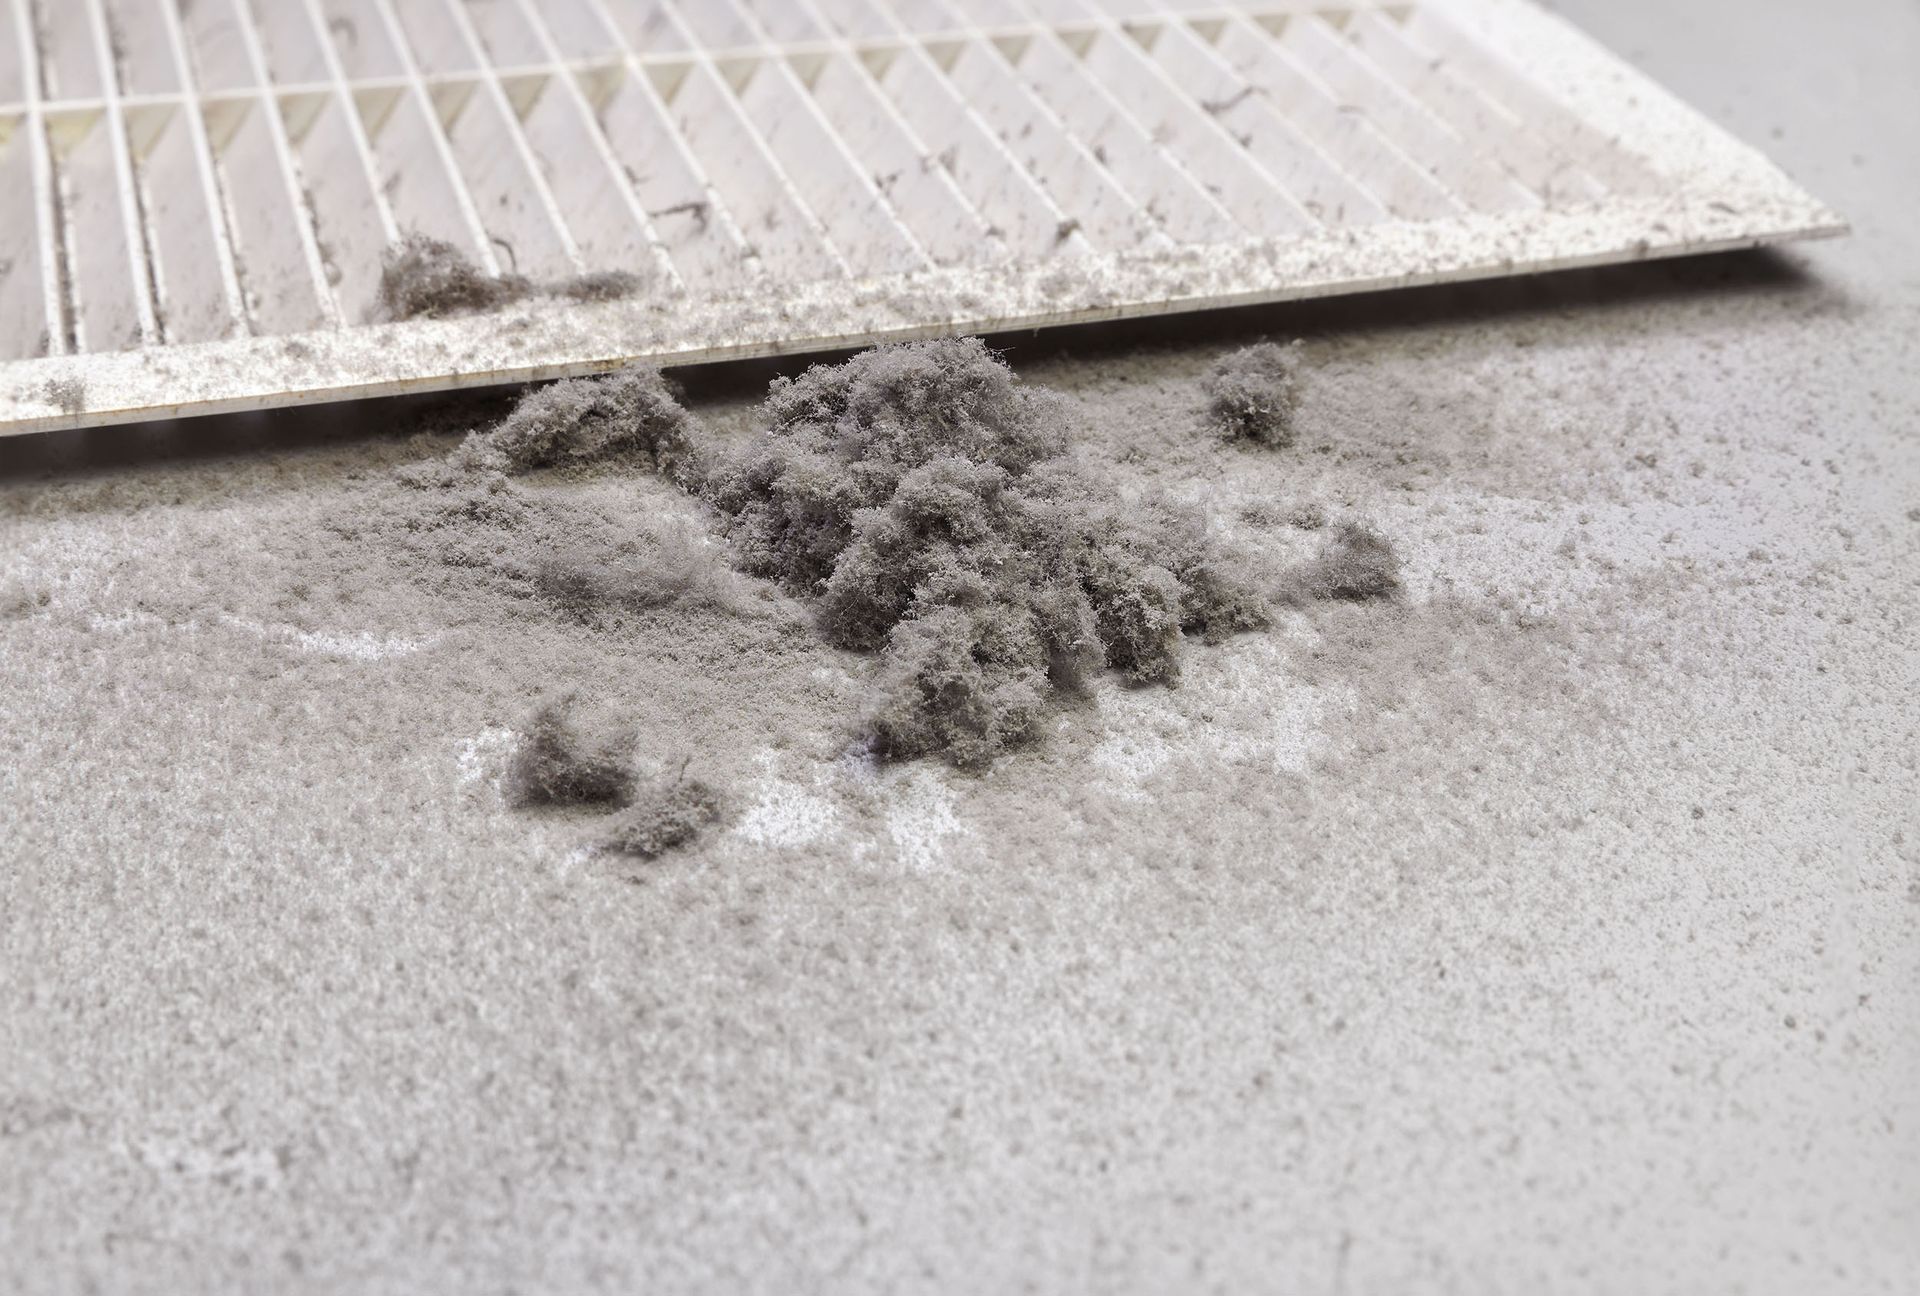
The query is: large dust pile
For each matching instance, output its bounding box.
[703,338,1269,766]
[369,338,1374,817]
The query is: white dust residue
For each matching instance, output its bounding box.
[881,765,966,871]
[456,726,518,797]
[1090,637,1334,800]
[83,608,172,635]
[289,627,442,661]
[219,613,440,661]
[732,751,841,848]
[553,845,597,884]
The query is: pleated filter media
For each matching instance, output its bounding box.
[0,0,1844,434]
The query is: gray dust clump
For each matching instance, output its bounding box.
[1237,498,1285,528]
[1238,498,1325,530]
[377,234,532,321]
[504,695,634,809]
[44,378,86,415]
[504,698,725,860]
[555,270,645,303]
[705,337,1268,767]
[455,365,698,479]
[1281,522,1403,604]
[376,234,650,321]
[1204,341,1302,446]
[603,767,725,859]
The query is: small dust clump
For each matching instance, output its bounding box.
[503,694,634,809]
[376,235,648,321]
[378,233,532,321]
[555,270,646,303]
[1288,502,1328,531]
[1280,522,1403,604]
[44,378,86,416]
[1237,498,1286,528]
[455,365,697,479]
[705,337,1268,767]
[1240,499,1327,530]
[1204,341,1302,446]
[502,698,725,860]
[603,766,725,859]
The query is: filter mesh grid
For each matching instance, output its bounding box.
[0,0,1844,433]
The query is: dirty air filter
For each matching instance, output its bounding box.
[0,0,1843,434]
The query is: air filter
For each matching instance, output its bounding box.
[0,0,1843,435]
